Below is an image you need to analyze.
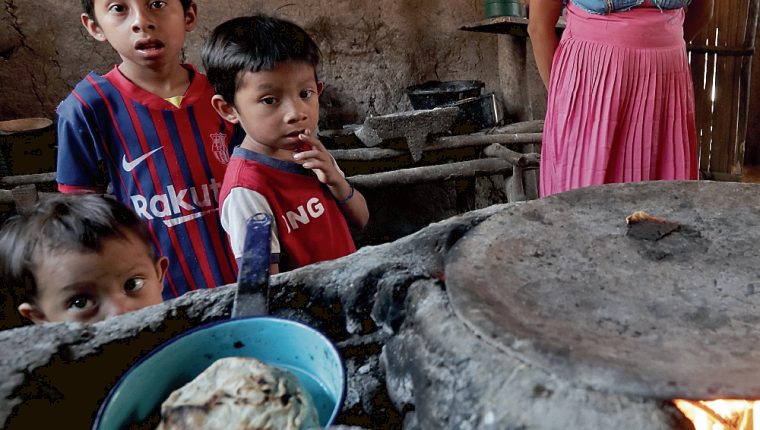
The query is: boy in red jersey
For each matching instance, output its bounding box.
[56,0,239,299]
[202,15,369,274]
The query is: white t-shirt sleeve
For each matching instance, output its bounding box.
[220,187,281,260]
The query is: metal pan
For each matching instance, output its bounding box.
[93,317,345,429]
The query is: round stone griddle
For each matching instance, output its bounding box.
[445,181,760,399]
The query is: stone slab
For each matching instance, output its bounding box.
[354,107,459,161]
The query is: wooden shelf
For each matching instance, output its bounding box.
[459,16,566,37]
[461,18,750,55]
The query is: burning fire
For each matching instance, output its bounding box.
[674,399,759,430]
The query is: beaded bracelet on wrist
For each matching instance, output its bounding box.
[336,183,355,205]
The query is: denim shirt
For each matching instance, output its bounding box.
[568,0,692,14]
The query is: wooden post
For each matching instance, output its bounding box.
[738,0,760,168]
[10,184,39,215]
[506,165,527,202]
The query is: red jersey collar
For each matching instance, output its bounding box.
[103,64,209,110]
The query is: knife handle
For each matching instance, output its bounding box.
[237,213,272,290]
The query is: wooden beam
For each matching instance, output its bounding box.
[0,189,56,204]
[427,132,543,151]
[483,143,540,168]
[348,158,512,189]
[688,45,755,56]
[488,119,544,134]
[0,172,57,187]
[331,132,542,161]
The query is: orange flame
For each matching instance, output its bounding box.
[674,399,758,430]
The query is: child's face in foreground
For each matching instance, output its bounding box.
[81,0,196,73]
[218,61,323,160]
[19,230,168,324]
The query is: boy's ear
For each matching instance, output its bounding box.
[184,3,198,32]
[81,13,107,42]
[18,302,47,325]
[155,256,169,287]
[317,81,324,95]
[211,95,240,124]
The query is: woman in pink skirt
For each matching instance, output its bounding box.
[528,0,714,197]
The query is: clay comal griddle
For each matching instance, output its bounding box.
[446,180,760,399]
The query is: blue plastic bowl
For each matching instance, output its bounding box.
[93,317,345,429]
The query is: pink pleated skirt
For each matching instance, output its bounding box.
[539,2,698,197]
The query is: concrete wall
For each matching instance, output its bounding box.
[0,0,505,128]
[499,37,548,122]
[0,0,543,243]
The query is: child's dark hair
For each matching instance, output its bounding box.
[81,0,194,22]
[202,14,321,105]
[0,194,153,306]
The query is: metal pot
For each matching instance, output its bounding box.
[93,317,345,429]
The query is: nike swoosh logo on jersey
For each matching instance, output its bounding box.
[162,209,218,227]
[122,147,164,172]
